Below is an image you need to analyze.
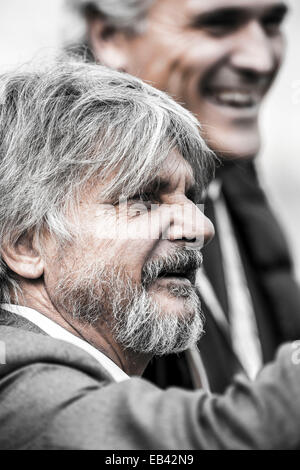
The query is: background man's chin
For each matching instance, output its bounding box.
[204,127,261,161]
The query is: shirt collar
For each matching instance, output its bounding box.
[1,303,129,383]
[207,179,222,201]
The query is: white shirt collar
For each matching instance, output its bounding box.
[1,303,129,383]
[207,179,222,201]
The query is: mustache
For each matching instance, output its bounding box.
[141,248,203,288]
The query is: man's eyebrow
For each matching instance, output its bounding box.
[139,177,170,196]
[188,3,288,27]
[134,175,199,199]
[263,3,289,20]
[189,7,247,27]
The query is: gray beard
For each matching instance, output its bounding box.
[52,260,204,356]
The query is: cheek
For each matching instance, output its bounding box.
[75,209,160,282]
[78,230,158,284]
[117,241,156,281]
[153,36,227,101]
[179,35,227,66]
[89,238,158,286]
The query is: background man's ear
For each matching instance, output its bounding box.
[87,17,130,71]
[1,234,44,280]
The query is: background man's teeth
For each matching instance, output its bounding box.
[216,91,256,106]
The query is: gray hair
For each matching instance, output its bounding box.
[0,60,214,303]
[66,0,154,34]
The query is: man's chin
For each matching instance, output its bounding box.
[113,282,204,356]
[208,128,261,161]
[148,283,198,314]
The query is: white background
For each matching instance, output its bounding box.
[0,0,299,276]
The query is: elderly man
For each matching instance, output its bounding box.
[0,61,300,450]
[68,0,300,392]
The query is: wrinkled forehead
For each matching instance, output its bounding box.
[79,148,198,205]
[121,149,196,196]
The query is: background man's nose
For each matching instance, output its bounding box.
[230,21,277,75]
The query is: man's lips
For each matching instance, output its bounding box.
[204,87,262,109]
[199,67,271,111]
[141,251,203,289]
[154,268,197,287]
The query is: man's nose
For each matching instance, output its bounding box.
[230,20,276,75]
[163,202,215,249]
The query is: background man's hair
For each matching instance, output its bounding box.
[66,0,155,35]
[0,59,215,303]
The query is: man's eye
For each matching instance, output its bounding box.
[202,19,239,36]
[262,14,285,35]
[131,193,159,204]
[132,193,149,202]
[192,13,242,36]
[128,201,151,218]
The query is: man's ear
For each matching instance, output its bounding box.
[87,17,130,71]
[1,233,44,280]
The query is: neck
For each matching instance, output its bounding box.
[215,156,255,180]
[14,279,151,376]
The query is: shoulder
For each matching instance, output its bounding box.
[0,327,195,450]
[0,323,120,449]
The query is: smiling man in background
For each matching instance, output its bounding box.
[68,0,300,392]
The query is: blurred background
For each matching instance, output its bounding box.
[0,0,299,276]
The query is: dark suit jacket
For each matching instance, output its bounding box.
[1,308,300,450]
